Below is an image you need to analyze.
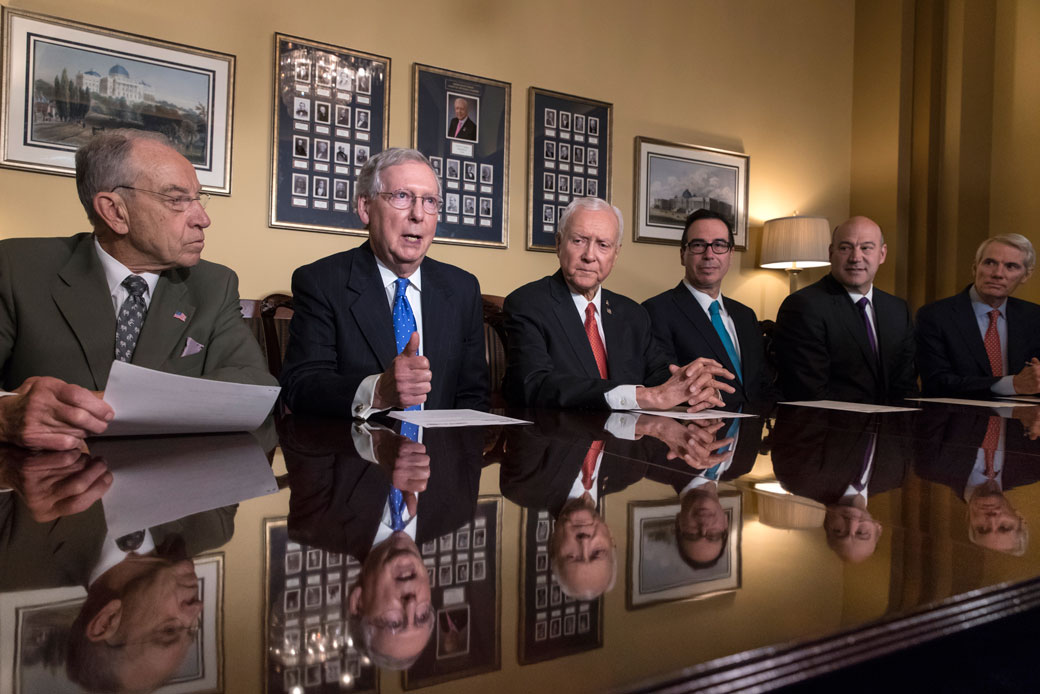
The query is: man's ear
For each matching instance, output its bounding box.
[357,195,371,227]
[86,599,122,643]
[348,585,363,617]
[93,193,131,237]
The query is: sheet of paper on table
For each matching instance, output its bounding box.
[999,395,1040,404]
[629,408,758,420]
[908,397,1017,409]
[781,400,920,413]
[101,361,280,436]
[387,409,532,427]
[90,433,278,537]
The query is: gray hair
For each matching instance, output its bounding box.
[354,147,441,212]
[557,197,624,246]
[75,129,170,228]
[975,233,1036,272]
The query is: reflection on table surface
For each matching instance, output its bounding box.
[3,401,1040,693]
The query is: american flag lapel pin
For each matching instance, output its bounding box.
[173,311,187,322]
[605,299,612,315]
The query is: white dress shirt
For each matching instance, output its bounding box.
[94,237,160,313]
[568,286,638,410]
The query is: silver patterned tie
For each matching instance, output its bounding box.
[115,275,148,362]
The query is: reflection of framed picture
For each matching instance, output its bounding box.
[270,33,389,235]
[626,488,743,610]
[527,87,613,251]
[412,63,510,248]
[0,7,235,193]
[634,136,749,249]
[0,554,224,694]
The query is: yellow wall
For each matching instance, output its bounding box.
[991,0,1040,304]
[0,0,856,320]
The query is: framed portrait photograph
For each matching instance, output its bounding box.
[270,33,389,236]
[0,7,235,193]
[626,488,743,610]
[634,136,749,249]
[412,63,511,248]
[527,87,613,251]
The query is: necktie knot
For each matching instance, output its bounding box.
[988,308,1001,323]
[393,277,410,303]
[709,300,721,317]
[857,296,870,311]
[122,274,147,298]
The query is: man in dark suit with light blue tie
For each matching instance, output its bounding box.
[643,209,776,407]
[281,148,489,417]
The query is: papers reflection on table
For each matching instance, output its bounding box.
[90,433,278,537]
[999,396,1040,404]
[780,400,920,413]
[908,397,1017,409]
[387,408,531,427]
[629,408,757,420]
[101,361,280,436]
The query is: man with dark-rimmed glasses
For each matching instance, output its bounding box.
[0,129,273,450]
[644,209,776,406]
[282,147,489,417]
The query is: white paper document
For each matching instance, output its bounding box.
[780,400,920,413]
[629,408,757,420]
[999,396,1040,404]
[101,361,280,436]
[90,433,278,537]
[907,397,1017,409]
[387,408,531,427]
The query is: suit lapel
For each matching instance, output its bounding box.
[420,261,453,405]
[348,244,397,371]
[828,277,879,378]
[132,271,193,370]
[673,284,731,367]
[52,235,116,390]
[952,289,993,374]
[725,296,758,391]
[1005,297,1028,371]
[550,272,600,379]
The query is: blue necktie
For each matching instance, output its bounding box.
[392,278,421,440]
[709,300,742,383]
[388,487,406,531]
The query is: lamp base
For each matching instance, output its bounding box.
[785,268,803,295]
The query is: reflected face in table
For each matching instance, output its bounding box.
[825,505,883,563]
[677,488,729,566]
[551,498,616,599]
[969,484,1027,554]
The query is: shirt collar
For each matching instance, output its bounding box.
[969,285,1006,317]
[682,279,724,315]
[375,256,422,292]
[94,236,160,299]
[569,285,602,315]
[846,285,874,305]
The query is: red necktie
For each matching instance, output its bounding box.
[984,309,1003,377]
[582,440,603,490]
[584,303,608,379]
[982,415,1001,478]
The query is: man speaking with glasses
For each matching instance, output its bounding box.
[282,148,488,417]
[643,209,775,407]
[0,130,273,450]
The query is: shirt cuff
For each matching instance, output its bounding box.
[352,374,385,420]
[350,421,379,464]
[604,385,639,410]
[604,412,638,440]
[991,376,1017,396]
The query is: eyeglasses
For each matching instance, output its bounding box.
[365,602,435,635]
[682,239,733,255]
[113,620,201,648]
[376,190,442,214]
[113,185,211,211]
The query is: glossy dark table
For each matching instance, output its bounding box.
[2,401,1040,694]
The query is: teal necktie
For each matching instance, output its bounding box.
[709,300,741,383]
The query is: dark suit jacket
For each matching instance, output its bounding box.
[280,242,489,416]
[643,283,776,406]
[774,273,918,404]
[503,271,671,409]
[916,286,1040,398]
[280,415,484,561]
[770,406,910,504]
[0,234,274,390]
[448,117,477,141]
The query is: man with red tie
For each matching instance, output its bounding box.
[916,234,1040,399]
[502,197,733,410]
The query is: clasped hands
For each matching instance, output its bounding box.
[636,357,736,412]
[635,414,734,470]
[1012,358,1040,395]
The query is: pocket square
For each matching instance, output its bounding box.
[181,337,205,357]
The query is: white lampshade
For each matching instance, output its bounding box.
[759,215,831,270]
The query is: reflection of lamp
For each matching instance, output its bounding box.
[752,481,826,529]
[759,215,831,294]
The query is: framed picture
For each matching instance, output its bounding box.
[269,33,389,236]
[263,518,378,694]
[0,7,234,193]
[517,507,604,664]
[412,64,510,248]
[633,136,749,249]
[0,554,224,694]
[527,88,613,251]
[626,488,743,610]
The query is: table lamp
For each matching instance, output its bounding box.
[759,215,831,294]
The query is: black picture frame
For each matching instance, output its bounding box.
[412,64,510,248]
[269,33,389,236]
[527,87,613,251]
